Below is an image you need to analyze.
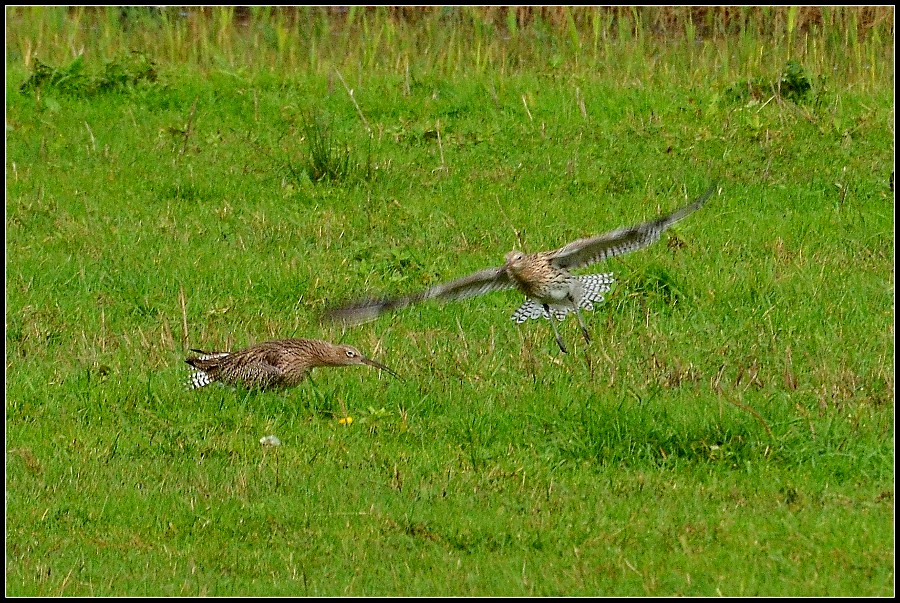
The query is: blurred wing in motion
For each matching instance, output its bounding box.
[550,183,718,270]
[324,265,515,326]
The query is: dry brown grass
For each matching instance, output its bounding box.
[51,6,894,39]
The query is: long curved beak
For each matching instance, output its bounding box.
[362,357,402,381]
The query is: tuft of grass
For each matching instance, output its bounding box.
[19,51,158,97]
[297,109,372,185]
[724,58,814,104]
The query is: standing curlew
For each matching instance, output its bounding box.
[323,183,717,353]
[185,338,398,390]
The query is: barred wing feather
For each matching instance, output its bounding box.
[325,265,515,325]
[550,184,716,271]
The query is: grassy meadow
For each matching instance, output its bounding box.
[5,6,894,596]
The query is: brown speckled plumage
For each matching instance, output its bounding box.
[324,184,717,352]
[185,338,397,390]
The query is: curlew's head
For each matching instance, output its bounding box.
[321,342,401,380]
[504,250,527,270]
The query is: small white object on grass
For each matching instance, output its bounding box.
[259,435,282,447]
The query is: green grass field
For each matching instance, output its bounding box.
[6,7,894,596]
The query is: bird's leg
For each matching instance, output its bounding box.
[544,303,568,353]
[571,301,592,344]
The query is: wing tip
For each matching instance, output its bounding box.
[694,180,720,209]
[321,298,390,327]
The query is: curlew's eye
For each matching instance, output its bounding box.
[345,350,356,358]
[506,250,524,264]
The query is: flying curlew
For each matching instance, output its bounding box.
[324,183,717,353]
[185,337,398,390]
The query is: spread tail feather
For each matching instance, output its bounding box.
[511,273,614,323]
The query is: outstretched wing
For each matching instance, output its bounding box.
[323,264,515,326]
[549,183,717,271]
